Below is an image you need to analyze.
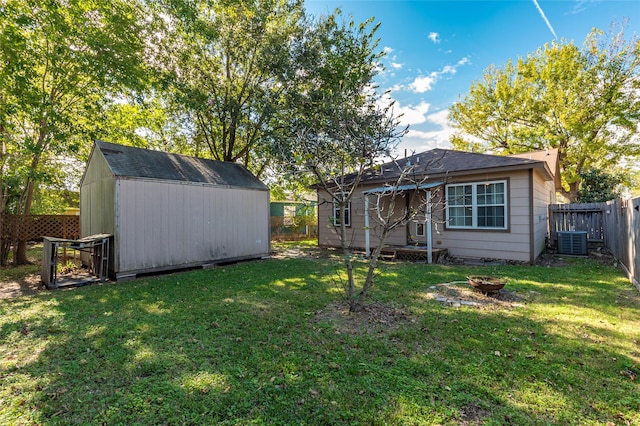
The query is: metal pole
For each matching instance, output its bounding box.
[364,195,370,258]
[427,191,433,264]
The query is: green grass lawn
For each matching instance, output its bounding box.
[0,244,44,282]
[1,241,638,425]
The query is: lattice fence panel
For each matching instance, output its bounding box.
[1,215,80,242]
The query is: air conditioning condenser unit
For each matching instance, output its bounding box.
[557,231,588,256]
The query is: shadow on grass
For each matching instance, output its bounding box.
[0,256,638,425]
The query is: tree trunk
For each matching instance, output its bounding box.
[561,181,580,203]
[14,154,40,265]
[346,256,362,312]
[349,244,381,312]
[14,184,34,265]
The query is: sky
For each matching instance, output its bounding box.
[304,0,640,156]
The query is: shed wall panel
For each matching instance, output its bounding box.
[80,150,117,269]
[81,148,113,187]
[115,179,269,275]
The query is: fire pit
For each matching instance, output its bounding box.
[467,276,506,293]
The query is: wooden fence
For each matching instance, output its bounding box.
[549,198,640,289]
[1,214,80,242]
[603,197,640,290]
[548,202,605,244]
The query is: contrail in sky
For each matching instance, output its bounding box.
[532,0,558,39]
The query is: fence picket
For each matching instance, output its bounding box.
[548,203,605,243]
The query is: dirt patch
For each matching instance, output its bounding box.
[270,245,333,260]
[535,248,618,267]
[313,301,415,335]
[0,274,45,299]
[426,281,530,309]
[459,403,492,425]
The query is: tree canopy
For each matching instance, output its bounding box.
[1,0,149,263]
[449,24,640,202]
[577,168,624,203]
[150,0,306,177]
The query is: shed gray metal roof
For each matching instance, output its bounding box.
[95,140,268,190]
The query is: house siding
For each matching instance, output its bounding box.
[318,169,552,263]
[532,170,556,259]
[427,171,531,262]
[318,184,426,249]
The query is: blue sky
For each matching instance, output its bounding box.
[304,0,640,155]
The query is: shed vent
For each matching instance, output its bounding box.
[557,231,588,256]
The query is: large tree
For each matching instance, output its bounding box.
[449,24,640,202]
[154,0,306,176]
[0,0,148,264]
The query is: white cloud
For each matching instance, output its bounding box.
[397,127,454,154]
[398,101,431,126]
[377,96,454,156]
[393,109,455,155]
[407,57,470,93]
[426,109,450,127]
[381,46,403,72]
[409,74,437,93]
[377,94,431,127]
[569,0,596,15]
[428,32,440,44]
[388,83,405,93]
[532,0,557,39]
[456,57,470,67]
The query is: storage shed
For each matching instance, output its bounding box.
[80,141,270,280]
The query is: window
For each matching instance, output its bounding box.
[446,181,507,229]
[333,201,351,227]
[415,222,425,237]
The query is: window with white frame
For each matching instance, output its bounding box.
[333,201,351,227]
[446,181,507,229]
[415,222,425,237]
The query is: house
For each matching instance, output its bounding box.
[270,200,317,240]
[317,148,561,264]
[80,141,270,280]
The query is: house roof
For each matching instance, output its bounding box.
[93,140,268,190]
[357,148,557,185]
[509,149,562,190]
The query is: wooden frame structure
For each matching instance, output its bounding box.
[41,234,111,289]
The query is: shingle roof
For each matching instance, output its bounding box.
[358,148,555,184]
[95,140,268,190]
